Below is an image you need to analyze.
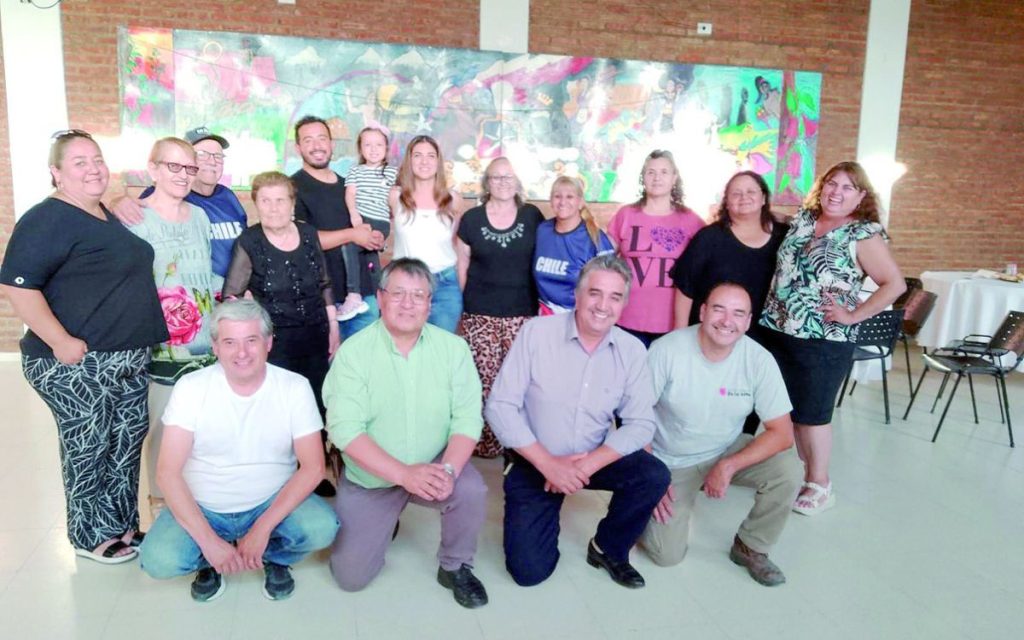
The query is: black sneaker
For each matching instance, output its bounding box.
[263,562,295,601]
[436,564,488,609]
[190,567,225,602]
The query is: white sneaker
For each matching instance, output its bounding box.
[337,296,370,321]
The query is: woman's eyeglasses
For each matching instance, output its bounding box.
[157,161,200,176]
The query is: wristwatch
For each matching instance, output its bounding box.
[442,463,456,478]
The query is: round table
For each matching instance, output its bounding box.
[917,271,1024,369]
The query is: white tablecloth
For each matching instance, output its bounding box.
[917,271,1024,370]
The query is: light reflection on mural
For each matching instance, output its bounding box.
[119,27,821,209]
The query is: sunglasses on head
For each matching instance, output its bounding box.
[51,129,93,140]
[157,161,200,176]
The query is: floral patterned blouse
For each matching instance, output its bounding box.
[760,208,886,342]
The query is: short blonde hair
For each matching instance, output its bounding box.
[251,171,297,202]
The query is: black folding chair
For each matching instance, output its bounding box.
[894,288,938,396]
[836,309,906,424]
[902,311,1024,447]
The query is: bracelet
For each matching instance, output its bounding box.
[442,462,456,478]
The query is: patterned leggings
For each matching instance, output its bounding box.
[459,313,531,458]
[23,349,151,550]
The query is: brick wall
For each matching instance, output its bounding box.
[888,0,1024,275]
[1,0,1020,350]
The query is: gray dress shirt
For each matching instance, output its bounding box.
[485,313,657,456]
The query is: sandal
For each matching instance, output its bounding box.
[74,539,138,565]
[125,531,145,548]
[792,481,835,516]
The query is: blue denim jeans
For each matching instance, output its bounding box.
[140,493,339,578]
[428,267,463,333]
[340,295,380,340]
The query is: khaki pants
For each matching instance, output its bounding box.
[640,434,802,566]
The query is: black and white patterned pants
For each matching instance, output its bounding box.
[23,348,151,550]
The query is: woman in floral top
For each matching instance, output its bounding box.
[760,161,905,516]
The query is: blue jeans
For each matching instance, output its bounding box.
[340,295,380,340]
[428,267,463,333]
[140,493,339,578]
[503,450,670,586]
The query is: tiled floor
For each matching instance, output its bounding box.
[1,353,1021,639]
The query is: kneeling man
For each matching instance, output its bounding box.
[640,282,802,586]
[324,258,489,609]
[140,300,340,601]
[486,255,670,588]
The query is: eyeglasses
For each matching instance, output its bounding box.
[488,175,516,184]
[51,129,93,140]
[196,150,226,163]
[381,288,430,305]
[157,161,200,176]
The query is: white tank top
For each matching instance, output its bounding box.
[391,206,457,273]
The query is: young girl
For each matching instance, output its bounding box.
[606,150,705,347]
[388,135,463,332]
[338,124,398,320]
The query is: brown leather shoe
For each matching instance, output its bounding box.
[729,536,786,586]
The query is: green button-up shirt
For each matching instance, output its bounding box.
[323,319,483,489]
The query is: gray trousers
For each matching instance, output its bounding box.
[640,434,803,565]
[329,462,487,591]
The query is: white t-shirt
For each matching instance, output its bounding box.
[647,326,792,469]
[162,363,323,512]
[391,206,457,273]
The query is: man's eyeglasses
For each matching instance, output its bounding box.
[51,129,93,140]
[381,288,430,305]
[157,161,200,176]
[196,150,226,163]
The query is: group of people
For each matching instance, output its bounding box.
[0,119,905,607]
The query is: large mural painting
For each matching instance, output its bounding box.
[120,27,822,209]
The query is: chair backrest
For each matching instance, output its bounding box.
[855,309,906,348]
[989,311,1024,360]
[900,289,938,338]
[894,277,923,309]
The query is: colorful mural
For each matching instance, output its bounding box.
[119,27,822,207]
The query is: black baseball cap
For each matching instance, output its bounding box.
[184,126,230,149]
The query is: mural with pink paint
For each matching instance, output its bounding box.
[118,27,821,205]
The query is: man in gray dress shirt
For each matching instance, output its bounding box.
[486,254,671,589]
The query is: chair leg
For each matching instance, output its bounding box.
[903,366,929,420]
[836,365,853,408]
[880,357,890,424]
[967,374,979,424]
[903,337,914,397]
[995,379,1006,424]
[849,380,858,396]
[931,372,951,414]
[999,374,1014,448]
[932,373,963,443]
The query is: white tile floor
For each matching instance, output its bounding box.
[1,352,1022,640]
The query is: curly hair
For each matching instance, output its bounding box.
[716,170,774,232]
[803,161,882,224]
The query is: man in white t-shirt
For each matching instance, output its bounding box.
[140,300,340,602]
[640,282,802,586]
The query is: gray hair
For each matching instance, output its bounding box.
[576,254,632,301]
[378,257,436,295]
[210,299,274,340]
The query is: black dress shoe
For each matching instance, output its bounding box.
[437,564,489,609]
[586,539,645,588]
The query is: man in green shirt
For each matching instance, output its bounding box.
[323,258,489,609]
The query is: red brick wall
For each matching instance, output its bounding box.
[889,0,1024,275]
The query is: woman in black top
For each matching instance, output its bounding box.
[671,170,787,340]
[0,130,167,564]
[455,157,543,457]
[223,171,338,496]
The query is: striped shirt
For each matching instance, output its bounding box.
[345,164,397,224]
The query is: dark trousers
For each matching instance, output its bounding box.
[503,449,670,586]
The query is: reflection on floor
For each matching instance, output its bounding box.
[0,353,1020,639]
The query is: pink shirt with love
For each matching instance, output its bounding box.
[606,204,705,334]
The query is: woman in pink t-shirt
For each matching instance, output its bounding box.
[607,150,705,347]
